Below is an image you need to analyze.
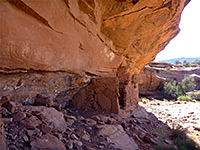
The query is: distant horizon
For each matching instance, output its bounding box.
[155,0,200,61]
[158,56,200,61]
[156,56,200,64]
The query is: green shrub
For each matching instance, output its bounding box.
[194,59,200,65]
[177,96,192,101]
[163,76,196,98]
[177,64,183,67]
[165,66,171,71]
[195,94,200,100]
[163,82,186,98]
[184,62,192,67]
[182,76,196,92]
[163,81,177,98]
[174,60,181,65]
[176,82,186,97]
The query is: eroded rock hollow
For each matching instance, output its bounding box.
[0,0,189,113]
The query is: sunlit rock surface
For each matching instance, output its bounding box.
[0,0,188,74]
[0,0,190,112]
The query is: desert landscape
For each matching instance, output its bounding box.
[0,0,200,150]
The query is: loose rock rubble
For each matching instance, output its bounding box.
[0,96,191,150]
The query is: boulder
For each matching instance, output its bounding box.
[20,115,41,129]
[23,106,67,132]
[31,134,66,150]
[97,124,138,150]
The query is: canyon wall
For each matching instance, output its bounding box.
[138,62,200,98]
[0,0,190,113]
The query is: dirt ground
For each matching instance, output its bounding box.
[139,99,200,146]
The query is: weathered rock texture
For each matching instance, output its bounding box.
[0,0,189,74]
[69,77,120,113]
[0,71,90,106]
[0,0,190,112]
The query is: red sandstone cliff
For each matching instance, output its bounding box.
[0,0,190,113]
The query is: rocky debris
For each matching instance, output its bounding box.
[37,123,52,134]
[131,105,150,119]
[0,96,9,106]
[1,97,185,150]
[34,94,53,107]
[20,116,41,129]
[0,119,6,150]
[7,101,17,113]
[22,106,67,132]
[75,127,91,142]
[12,111,26,122]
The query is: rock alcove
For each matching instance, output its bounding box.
[0,0,190,113]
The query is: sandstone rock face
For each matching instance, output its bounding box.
[0,0,190,113]
[69,77,120,113]
[1,0,188,75]
[138,65,164,97]
[0,71,89,106]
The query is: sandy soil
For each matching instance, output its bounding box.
[139,100,200,146]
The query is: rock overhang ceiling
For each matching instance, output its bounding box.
[0,0,190,76]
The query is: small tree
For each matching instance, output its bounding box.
[194,59,200,65]
[184,62,192,67]
[163,81,177,98]
[177,64,183,67]
[176,82,186,96]
[182,76,196,92]
[163,76,196,98]
[174,60,181,65]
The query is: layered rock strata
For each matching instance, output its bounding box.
[0,0,190,113]
[138,63,200,97]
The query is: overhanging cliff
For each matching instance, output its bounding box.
[0,0,190,113]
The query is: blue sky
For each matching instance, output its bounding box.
[155,0,200,61]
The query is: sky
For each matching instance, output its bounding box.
[155,0,200,61]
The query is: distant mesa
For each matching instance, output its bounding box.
[158,57,200,64]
